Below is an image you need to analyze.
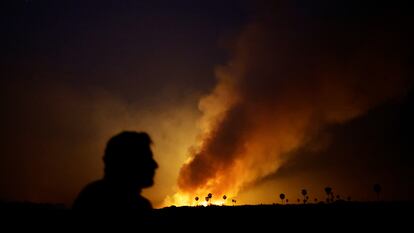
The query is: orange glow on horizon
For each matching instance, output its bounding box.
[164,191,233,207]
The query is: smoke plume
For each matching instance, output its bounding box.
[172,2,410,204]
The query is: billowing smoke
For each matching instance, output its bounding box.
[172,1,410,204]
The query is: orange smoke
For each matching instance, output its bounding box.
[166,5,408,206]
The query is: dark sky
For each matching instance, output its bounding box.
[2,0,248,98]
[1,0,413,206]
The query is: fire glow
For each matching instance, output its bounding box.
[165,192,228,207]
[163,5,407,207]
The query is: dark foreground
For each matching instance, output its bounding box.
[1,201,412,229]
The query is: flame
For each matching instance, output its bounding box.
[164,191,231,207]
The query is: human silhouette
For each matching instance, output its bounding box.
[73,131,158,213]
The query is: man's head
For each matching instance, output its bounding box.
[103,131,158,189]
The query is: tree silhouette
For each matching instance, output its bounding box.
[195,196,199,206]
[222,195,227,205]
[207,193,213,205]
[279,193,286,204]
[301,189,307,204]
[324,187,332,203]
[297,198,301,203]
[373,184,382,201]
[231,199,236,206]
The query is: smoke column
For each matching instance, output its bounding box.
[168,2,409,205]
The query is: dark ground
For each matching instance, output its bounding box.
[1,201,412,230]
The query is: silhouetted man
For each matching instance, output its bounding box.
[73,131,158,213]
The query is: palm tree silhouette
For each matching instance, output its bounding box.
[207,193,213,205]
[231,199,236,206]
[324,187,332,203]
[195,196,199,206]
[373,184,382,201]
[222,195,227,205]
[301,189,307,204]
[279,193,286,204]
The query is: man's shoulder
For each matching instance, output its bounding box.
[72,180,107,209]
[77,180,109,195]
[83,180,107,190]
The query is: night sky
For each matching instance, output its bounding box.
[1,0,413,207]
